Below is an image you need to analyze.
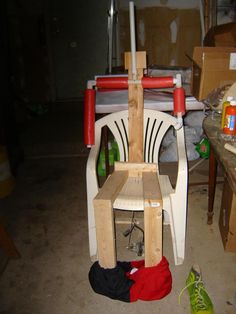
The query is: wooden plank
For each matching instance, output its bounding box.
[93,170,128,268]
[94,170,128,202]
[125,51,146,163]
[115,161,158,174]
[143,172,163,267]
[114,176,144,210]
[94,199,116,269]
[128,78,144,162]
[124,51,147,70]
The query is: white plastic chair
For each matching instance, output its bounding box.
[86,109,188,265]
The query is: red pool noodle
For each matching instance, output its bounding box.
[96,77,128,89]
[173,87,186,115]
[142,76,174,89]
[96,76,175,90]
[84,89,95,146]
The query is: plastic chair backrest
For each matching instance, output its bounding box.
[94,109,180,165]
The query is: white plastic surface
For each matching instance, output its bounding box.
[86,109,188,265]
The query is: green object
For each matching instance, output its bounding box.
[97,141,116,177]
[111,139,120,161]
[179,264,214,314]
[196,138,210,159]
[97,147,106,177]
[107,141,115,166]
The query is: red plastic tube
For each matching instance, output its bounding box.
[84,89,96,146]
[96,76,175,90]
[142,76,174,89]
[173,87,186,115]
[96,77,128,89]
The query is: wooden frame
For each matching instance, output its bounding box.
[93,162,162,268]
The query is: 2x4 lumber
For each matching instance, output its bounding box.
[125,51,146,163]
[115,161,158,175]
[124,51,147,70]
[143,172,163,267]
[93,170,128,268]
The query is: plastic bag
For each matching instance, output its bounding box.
[161,127,176,148]
[184,111,206,128]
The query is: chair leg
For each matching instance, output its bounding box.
[174,231,185,265]
[171,208,186,265]
[93,169,128,268]
[88,222,97,261]
[143,171,163,267]
[87,196,98,260]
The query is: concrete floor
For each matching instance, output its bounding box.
[0,104,236,314]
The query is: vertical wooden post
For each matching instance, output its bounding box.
[143,172,163,267]
[125,51,146,162]
[94,199,116,268]
[93,170,128,268]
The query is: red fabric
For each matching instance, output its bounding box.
[127,256,172,302]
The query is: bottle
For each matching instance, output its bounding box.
[221,96,234,129]
[223,100,236,135]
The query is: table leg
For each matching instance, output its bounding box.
[207,149,217,224]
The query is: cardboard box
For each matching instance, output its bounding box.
[191,46,236,101]
[219,178,236,252]
[119,7,201,67]
[204,22,236,47]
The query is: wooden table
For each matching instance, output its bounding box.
[203,114,236,250]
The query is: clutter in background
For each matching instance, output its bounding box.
[222,99,236,136]
[160,110,206,162]
[148,65,191,85]
[205,89,236,140]
[204,84,232,113]
[195,138,210,159]
[221,96,234,127]
[190,47,236,101]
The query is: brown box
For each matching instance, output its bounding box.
[191,46,236,101]
[204,22,236,47]
[119,7,201,67]
[219,178,236,252]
